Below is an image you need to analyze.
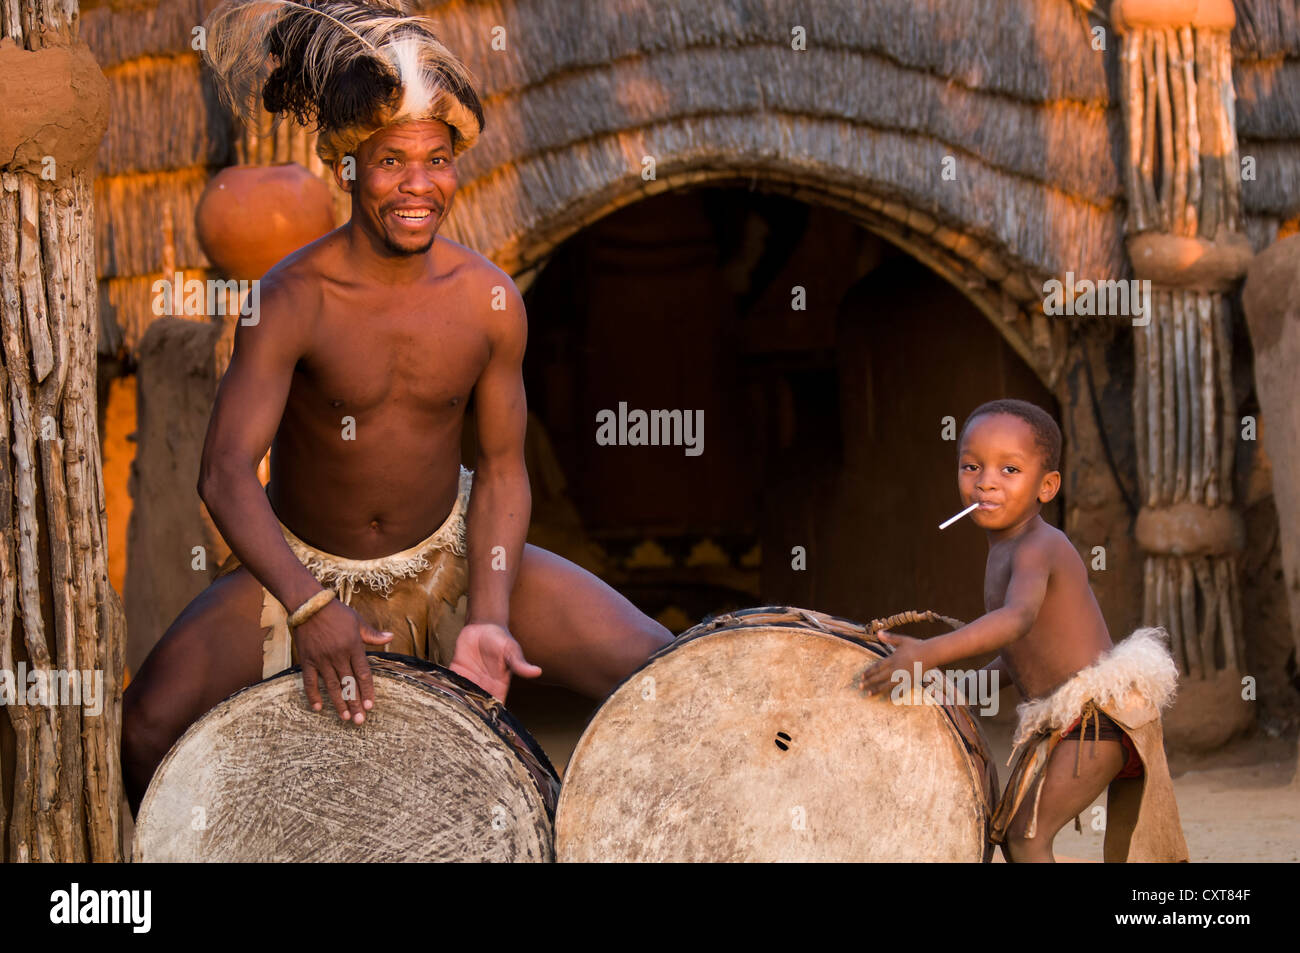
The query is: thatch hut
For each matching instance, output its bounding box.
[76,0,1300,758]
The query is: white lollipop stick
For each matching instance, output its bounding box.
[939,501,979,530]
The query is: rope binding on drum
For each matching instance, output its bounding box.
[689,606,966,643]
[867,609,966,635]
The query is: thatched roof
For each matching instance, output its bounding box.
[82,0,1300,366]
[1232,0,1300,226]
[1232,0,1300,58]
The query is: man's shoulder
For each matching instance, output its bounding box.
[258,245,332,312]
[266,223,343,275]
[435,239,526,348]
[436,237,517,292]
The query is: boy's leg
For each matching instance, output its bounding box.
[1103,776,1144,862]
[122,566,269,815]
[506,544,674,700]
[1002,738,1126,863]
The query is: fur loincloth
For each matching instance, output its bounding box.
[1012,627,1179,745]
[217,466,473,679]
[990,627,1190,862]
[280,465,471,603]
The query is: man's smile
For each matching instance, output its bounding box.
[389,206,436,227]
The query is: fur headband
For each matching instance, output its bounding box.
[203,0,485,162]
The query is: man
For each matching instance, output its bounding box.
[122,0,672,812]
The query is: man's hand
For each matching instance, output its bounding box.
[294,598,394,723]
[857,629,932,697]
[449,622,542,701]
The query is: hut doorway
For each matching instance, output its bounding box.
[513,185,1062,628]
[482,186,1059,749]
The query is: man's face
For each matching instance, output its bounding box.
[340,119,458,256]
[957,413,1059,531]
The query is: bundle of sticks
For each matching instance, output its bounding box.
[1119,14,1246,680]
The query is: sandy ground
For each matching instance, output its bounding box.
[981,721,1300,863]
[508,682,1300,863]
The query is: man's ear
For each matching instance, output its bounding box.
[331,155,357,192]
[1038,469,1062,503]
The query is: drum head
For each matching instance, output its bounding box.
[555,622,992,861]
[134,655,558,862]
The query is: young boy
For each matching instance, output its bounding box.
[858,399,1188,862]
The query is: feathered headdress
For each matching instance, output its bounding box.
[203,0,485,162]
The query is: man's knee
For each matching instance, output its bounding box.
[123,697,164,772]
[123,630,203,757]
[122,675,181,812]
[587,615,671,696]
[631,615,674,654]
[124,576,265,757]
[141,570,265,687]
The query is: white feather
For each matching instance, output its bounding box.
[203,0,484,158]
[387,36,433,120]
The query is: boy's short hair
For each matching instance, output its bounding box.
[960,399,1062,472]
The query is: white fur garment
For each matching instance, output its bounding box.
[1012,627,1179,745]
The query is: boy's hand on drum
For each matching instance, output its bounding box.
[450,622,542,701]
[858,629,931,696]
[295,599,394,724]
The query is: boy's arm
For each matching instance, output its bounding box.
[920,538,1050,665]
[921,538,1053,667]
[859,536,1054,694]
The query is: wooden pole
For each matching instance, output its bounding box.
[1117,3,1248,682]
[0,0,123,862]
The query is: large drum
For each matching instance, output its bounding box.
[555,606,999,862]
[133,654,560,862]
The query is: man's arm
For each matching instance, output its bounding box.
[448,273,542,699]
[197,273,391,722]
[198,274,321,619]
[464,278,530,628]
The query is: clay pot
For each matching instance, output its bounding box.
[195,162,338,279]
[1112,0,1235,31]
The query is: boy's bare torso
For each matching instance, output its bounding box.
[984,518,1114,699]
[265,231,491,560]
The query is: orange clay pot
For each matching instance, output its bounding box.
[195,162,338,280]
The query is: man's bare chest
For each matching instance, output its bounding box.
[294,310,489,416]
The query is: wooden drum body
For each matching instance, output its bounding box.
[133,654,560,862]
[555,607,999,862]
